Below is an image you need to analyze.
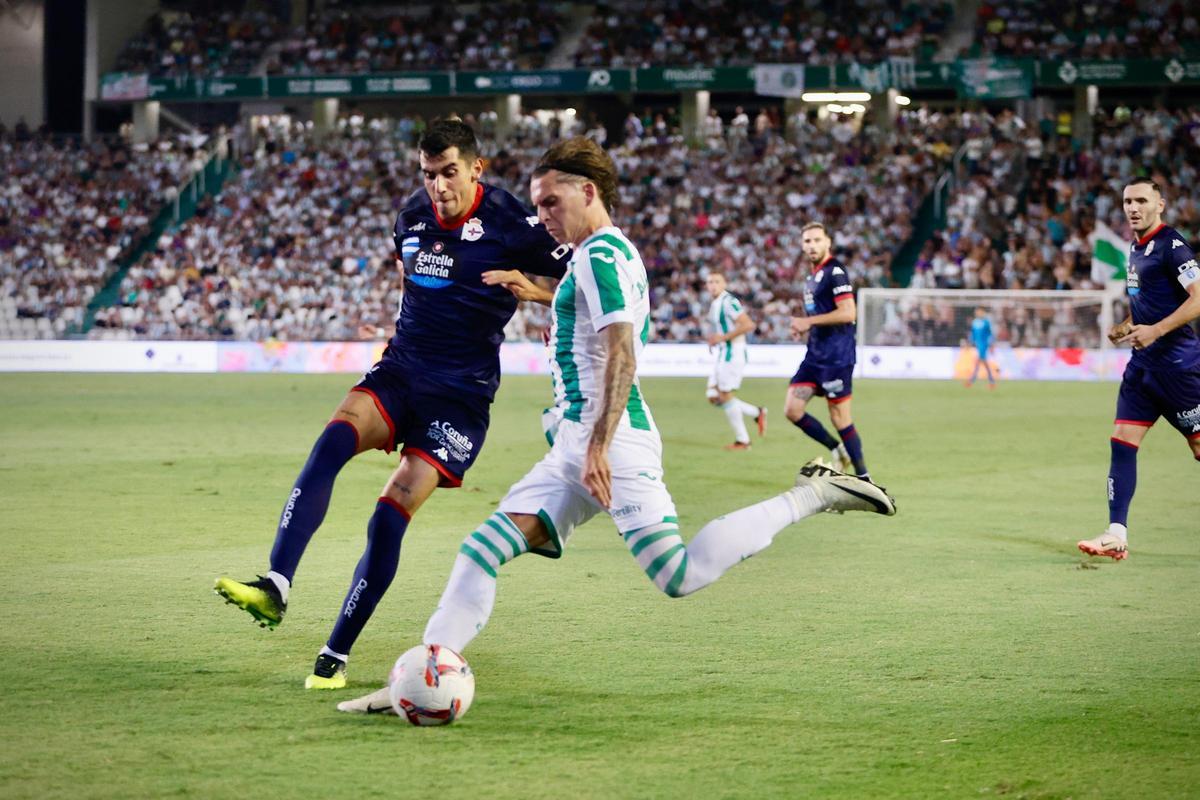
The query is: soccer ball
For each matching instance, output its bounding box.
[388,644,475,726]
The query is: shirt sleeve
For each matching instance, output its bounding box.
[507,214,570,279]
[1169,238,1199,290]
[829,266,854,303]
[575,242,634,331]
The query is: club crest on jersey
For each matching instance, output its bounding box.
[1145,240,1155,256]
[462,217,484,242]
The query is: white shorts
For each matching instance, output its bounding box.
[499,419,678,558]
[707,357,745,394]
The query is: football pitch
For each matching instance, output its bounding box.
[0,373,1196,799]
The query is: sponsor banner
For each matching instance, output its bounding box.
[266,73,450,97]
[0,341,1131,380]
[100,72,150,101]
[217,341,383,373]
[858,346,955,379]
[457,69,632,94]
[0,340,217,372]
[954,58,1033,99]
[753,64,806,98]
[1039,58,1200,86]
[636,66,755,92]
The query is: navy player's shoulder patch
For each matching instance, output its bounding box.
[832,265,846,276]
[396,188,433,235]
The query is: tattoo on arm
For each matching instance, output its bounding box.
[591,323,637,451]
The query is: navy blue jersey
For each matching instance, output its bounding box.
[801,256,857,369]
[387,183,568,399]
[1127,223,1200,371]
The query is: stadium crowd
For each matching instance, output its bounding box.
[114,2,565,77]
[84,107,944,343]
[575,0,953,68]
[0,135,198,339]
[912,104,1200,296]
[972,0,1200,60]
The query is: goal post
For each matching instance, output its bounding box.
[856,288,1121,350]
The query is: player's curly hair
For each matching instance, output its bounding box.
[532,137,619,211]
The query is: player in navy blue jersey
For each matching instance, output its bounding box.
[1078,177,1200,561]
[784,222,873,481]
[214,119,568,687]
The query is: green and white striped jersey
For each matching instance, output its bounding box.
[547,226,655,432]
[707,290,748,363]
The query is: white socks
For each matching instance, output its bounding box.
[721,398,760,444]
[622,489,825,598]
[1106,522,1128,541]
[423,512,530,653]
[266,570,290,603]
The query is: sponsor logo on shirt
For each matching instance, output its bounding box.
[1127,262,1140,296]
[462,217,484,242]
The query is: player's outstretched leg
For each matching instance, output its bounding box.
[337,510,530,715]
[624,459,896,598]
[305,498,411,689]
[1078,437,1137,561]
[215,419,360,629]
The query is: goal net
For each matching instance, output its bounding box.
[856,288,1120,349]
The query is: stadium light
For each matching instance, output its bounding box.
[801,92,872,103]
[895,95,912,106]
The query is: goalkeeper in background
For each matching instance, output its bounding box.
[965,306,997,389]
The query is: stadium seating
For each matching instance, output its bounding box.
[971,0,1200,60]
[0,137,197,339]
[85,110,941,343]
[574,0,954,68]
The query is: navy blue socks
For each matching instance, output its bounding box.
[1108,438,1138,526]
[794,413,839,450]
[268,420,359,583]
[326,498,410,655]
[838,424,868,478]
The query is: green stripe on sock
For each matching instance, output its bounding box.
[493,512,530,550]
[459,541,497,578]
[484,518,523,559]
[662,515,678,524]
[664,556,689,597]
[629,528,679,559]
[470,530,507,565]
[645,543,685,583]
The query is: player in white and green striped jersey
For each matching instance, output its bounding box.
[704,271,767,450]
[337,139,896,713]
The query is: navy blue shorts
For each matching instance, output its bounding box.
[789,362,853,403]
[1115,363,1200,441]
[352,361,491,487]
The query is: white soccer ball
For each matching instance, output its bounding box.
[388,644,475,726]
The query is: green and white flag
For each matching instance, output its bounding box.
[754,64,805,98]
[1091,221,1128,285]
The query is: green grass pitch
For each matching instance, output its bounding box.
[0,373,1197,799]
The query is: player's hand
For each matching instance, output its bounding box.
[790,316,812,337]
[1107,319,1133,344]
[481,270,549,303]
[705,332,723,347]
[582,443,613,509]
[1119,323,1163,350]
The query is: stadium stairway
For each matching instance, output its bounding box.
[77,153,235,336]
[936,0,982,61]
[545,4,596,68]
